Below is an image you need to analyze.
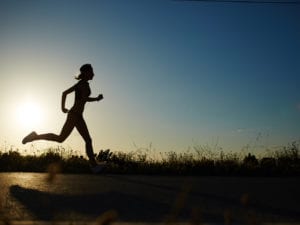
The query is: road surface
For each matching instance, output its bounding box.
[0,173,299,224]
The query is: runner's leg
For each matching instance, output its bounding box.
[33,113,76,143]
[75,117,97,166]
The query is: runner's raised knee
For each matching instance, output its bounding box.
[57,135,68,143]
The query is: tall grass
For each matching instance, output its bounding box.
[0,142,299,176]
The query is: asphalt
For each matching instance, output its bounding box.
[0,173,299,224]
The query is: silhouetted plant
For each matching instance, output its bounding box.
[0,142,299,175]
[96,149,113,162]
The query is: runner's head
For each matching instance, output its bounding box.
[76,64,94,80]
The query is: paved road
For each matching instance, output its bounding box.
[0,173,299,224]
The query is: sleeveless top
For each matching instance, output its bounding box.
[70,80,91,115]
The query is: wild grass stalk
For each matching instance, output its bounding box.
[0,141,299,176]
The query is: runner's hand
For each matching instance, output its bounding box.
[97,94,103,101]
[62,108,69,113]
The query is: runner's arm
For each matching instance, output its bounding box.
[87,94,103,102]
[61,85,76,113]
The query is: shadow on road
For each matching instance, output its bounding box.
[9,184,171,221]
[9,177,300,223]
[105,175,300,222]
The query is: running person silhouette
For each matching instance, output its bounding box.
[22,64,105,173]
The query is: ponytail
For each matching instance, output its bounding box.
[76,73,83,80]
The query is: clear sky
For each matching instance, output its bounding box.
[0,0,299,155]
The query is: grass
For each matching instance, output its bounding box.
[0,142,299,176]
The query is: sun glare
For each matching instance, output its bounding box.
[16,100,44,130]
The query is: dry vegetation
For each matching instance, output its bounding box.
[0,142,299,176]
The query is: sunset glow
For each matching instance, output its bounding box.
[16,100,44,131]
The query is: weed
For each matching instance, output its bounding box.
[0,142,299,176]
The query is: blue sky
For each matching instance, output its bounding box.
[0,0,299,154]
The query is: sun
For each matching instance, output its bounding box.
[16,100,44,130]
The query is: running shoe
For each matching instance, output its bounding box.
[22,131,37,144]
